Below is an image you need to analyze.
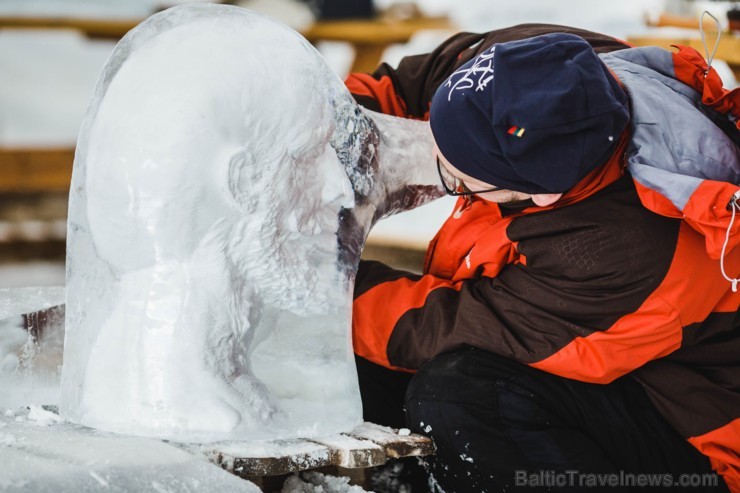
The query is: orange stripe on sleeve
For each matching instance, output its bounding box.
[683,180,740,260]
[634,178,740,261]
[529,296,683,383]
[632,179,683,219]
[715,288,740,313]
[688,418,740,492]
[352,275,462,370]
[344,73,409,117]
[531,222,740,383]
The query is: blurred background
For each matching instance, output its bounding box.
[1,0,738,287]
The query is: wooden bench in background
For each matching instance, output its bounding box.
[0,147,75,193]
[0,10,451,264]
[0,148,71,260]
[0,11,454,73]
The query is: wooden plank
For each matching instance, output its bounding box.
[349,423,435,459]
[347,43,387,74]
[646,13,718,30]
[305,16,454,73]
[1,13,453,44]
[309,434,386,469]
[0,147,75,193]
[0,15,140,40]
[198,423,434,478]
[303,16,453,45]
[203,439,333,477]
[1,13,453,76]
[22,304,65,343]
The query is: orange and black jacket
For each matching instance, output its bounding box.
[347,25,740,491]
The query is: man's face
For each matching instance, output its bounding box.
[434,145,532,204]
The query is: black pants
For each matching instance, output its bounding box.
[356,348,729,493]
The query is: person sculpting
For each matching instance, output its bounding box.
[346,25,740,492]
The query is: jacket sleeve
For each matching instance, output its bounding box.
[353,199,739,384]
[344,25,630,119]
[352,248,722,384]
[352,259,679,381]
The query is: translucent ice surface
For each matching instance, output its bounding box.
[0,287,65,408]
[62,4,441,442]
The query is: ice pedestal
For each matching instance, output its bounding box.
[61,4,441,442]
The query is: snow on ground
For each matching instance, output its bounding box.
[281,472,368,492]
[0,406,264,493]
[0,403,371,492]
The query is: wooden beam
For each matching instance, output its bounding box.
[0,147,74,193]
[197,423,434,479]
[303,16,453,45]
[0,13,455,75]
[0,16,139,40]
[646,13,718,30]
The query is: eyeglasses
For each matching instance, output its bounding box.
[436,157,499,196]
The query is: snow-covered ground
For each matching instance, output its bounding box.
[0,406,266,493]
[0,403,388,492]
[0,403,373,492]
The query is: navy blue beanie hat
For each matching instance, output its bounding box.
[429,33,630,194]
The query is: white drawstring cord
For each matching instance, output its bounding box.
[720,191,740,292]
[698,12,738,291]
[699,11,722,74]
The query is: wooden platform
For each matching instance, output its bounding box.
[201,423,434,477]
[196,422,434,489]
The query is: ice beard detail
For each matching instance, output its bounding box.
[61,4,441,442]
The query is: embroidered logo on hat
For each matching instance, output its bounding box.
[508,126,525,137]
[444,46,496,101]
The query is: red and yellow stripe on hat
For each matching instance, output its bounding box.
[508,126,525,137]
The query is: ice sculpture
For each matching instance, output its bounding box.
[1,287,65,408]
[61,4,441,442]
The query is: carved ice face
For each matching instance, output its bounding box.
[62,4,436,441]
[218,62,357,315]
[63,6,372,440]
[80,7,361,319]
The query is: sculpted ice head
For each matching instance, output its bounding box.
[83,7,354,313]
[62,4,439,441]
